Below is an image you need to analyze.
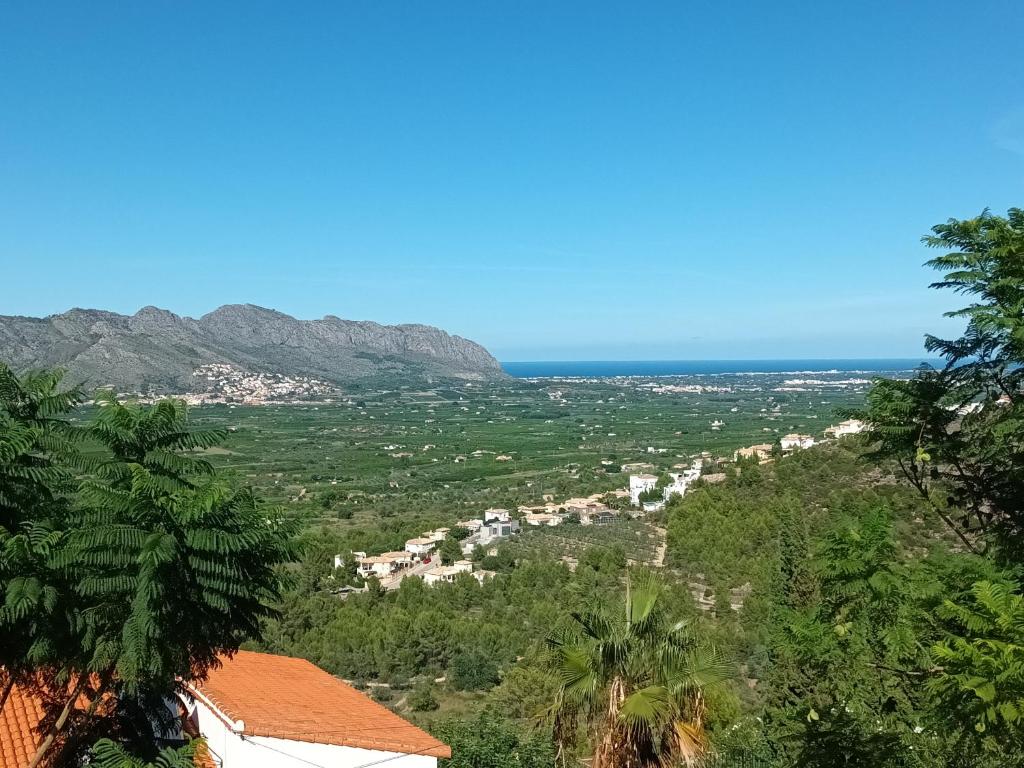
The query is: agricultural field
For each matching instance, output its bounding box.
[170,370,876,540]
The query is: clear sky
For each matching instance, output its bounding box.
[1,2,1022,361]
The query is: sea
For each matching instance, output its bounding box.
[500,359,941,378]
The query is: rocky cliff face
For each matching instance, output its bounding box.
[0,304,504,392]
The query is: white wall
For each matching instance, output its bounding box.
[190,697,438,768]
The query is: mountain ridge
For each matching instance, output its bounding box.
[0,304,504,392]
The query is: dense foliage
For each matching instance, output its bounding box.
[0,371,297,766]
[853,208,1024,559]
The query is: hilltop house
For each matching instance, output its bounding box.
[423,560,474,585]
[456,509,521,555]
[481,517,518,540]
[628,474,659,506]
[824,419,866,438]
[780,433,816,451]
[357,551,413,579]
[524,511,563,527]
[734,444,773,462]
[662,464,703,502]
[1,651,450,768]
[456,518,483,533]
[404,538,437,557]
[481,509,518,539]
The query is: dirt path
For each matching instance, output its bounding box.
[650,526,667,567]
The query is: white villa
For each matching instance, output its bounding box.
[357,551,412,579]
[524,511,563,527]
[824,419,867,438]
[780,433,816,451]
[734,443,774,461]
[628,474,659,506]
[404,538,437,557]
[423,560,475,585]
[662,463,702,502]
[481,510,518,540]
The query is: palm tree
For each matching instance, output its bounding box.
[547,572,728,768]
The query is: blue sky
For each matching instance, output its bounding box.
[1,1,1022,360]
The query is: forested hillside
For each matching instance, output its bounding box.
[262,208,1024,767]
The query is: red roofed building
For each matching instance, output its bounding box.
[181,650,450,767]
[0,682,47,768]
[1,651,450,768]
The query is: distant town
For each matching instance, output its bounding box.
[127,363,339,405]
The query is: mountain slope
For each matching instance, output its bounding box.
[0,304,504,392]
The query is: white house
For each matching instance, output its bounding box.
[629,474,659,506]
[180,650,450,767]
[824,419,866,438]
[780,433,816,451]
[481,517,519,541]
[662,464,702,502]
[404,538,437,557]
[524,511,563,527]
[423,527,449,542]
[357,551,412,579]
[734,444,773,461]
[483,508,511,523]
[423,560,474,586]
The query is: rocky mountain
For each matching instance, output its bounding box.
[0,304,505,393]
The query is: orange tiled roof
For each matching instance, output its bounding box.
[0,681,46,768]
[189,651,450,759]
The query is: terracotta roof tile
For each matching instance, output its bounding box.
[190,651,450,759]
[0,682,46,768]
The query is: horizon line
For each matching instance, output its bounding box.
[499,356,941,364]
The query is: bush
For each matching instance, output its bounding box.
[408,683,440,712]
[450,649,500,691]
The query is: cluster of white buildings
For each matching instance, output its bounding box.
[517,492,623,528]
[339,512,517,588]
[733,419,867,463]
[175,363,336,404]
[628,459,705,513]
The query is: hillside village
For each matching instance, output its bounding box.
[336,418,868,590]
[128,363,339,404]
